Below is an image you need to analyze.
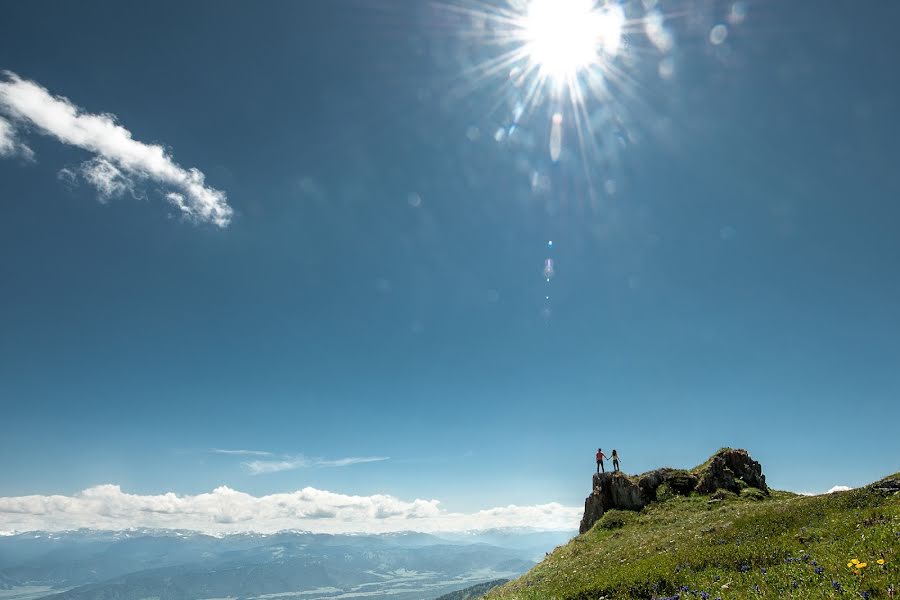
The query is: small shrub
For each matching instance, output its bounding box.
[656,483,675,502]
[741,487,767,501]
[600,510,635,530]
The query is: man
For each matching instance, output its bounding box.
[596,448,606,474]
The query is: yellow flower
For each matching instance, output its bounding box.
[858,562,868,569]
[877,559,886,565]
[848,562,855,568]
[851,559,860,565]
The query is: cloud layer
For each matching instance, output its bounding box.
[0,485,580,535]
[0,71,232,226]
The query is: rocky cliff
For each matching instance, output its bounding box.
[579,448,768,534]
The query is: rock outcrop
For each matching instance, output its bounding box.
[579,472,642,533]
[872,475,900,495]
[579,448,768,534]
[638,468,698,499]
[695,448,768,495]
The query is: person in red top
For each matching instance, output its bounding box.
[596,448,606,474]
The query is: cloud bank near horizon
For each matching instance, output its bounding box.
[0,71,232,226]
[0,485,580,535]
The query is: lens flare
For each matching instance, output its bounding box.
[437,0,653,174]
[521,0,624,85]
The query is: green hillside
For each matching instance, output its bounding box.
[487,469,899,599]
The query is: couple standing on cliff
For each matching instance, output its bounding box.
[596,448,620,474]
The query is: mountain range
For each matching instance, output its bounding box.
[0,528,573,600]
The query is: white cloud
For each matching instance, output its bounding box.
[0,71,232,226]
[80,157,139,201]
[318,456,389,468]
[796,484,855,496]
[242,455,390,475]
[0,116,16,154]
[209,448,275,457]
[243,458,311,474]
[0,485,581,535]
[0,114,33,159]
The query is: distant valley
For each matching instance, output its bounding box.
[0,529,573,600]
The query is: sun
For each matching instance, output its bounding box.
[520,0,625,86]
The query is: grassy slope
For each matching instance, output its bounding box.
[486,477,900,599]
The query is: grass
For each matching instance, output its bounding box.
[485,476,900,599]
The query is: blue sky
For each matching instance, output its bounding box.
[1,0,899,532]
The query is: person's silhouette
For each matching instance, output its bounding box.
[612,449,620,472]
[596,448,606,474]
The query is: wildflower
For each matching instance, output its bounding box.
[848,562,855,569]
[833,581,843,592]
[815,567,825,575]
[861,592,870,599]
[701,592,710,600]
[858,562,868,569]
[851,559,860,565]
[877,559,886,565]
[760,568,767,575]
[740,564,750,573]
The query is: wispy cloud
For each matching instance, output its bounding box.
[0,114,32,159]
[0,485,580,534]
[0,71,232,226]
[208,448,275,458]
[242,455,390,475]
[317,456,389,468]
[242,458,309,474]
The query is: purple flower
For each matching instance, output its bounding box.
[815,566,825,575]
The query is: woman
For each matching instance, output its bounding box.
[611,449,620,473]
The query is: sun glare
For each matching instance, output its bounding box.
[521,0,624,84]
